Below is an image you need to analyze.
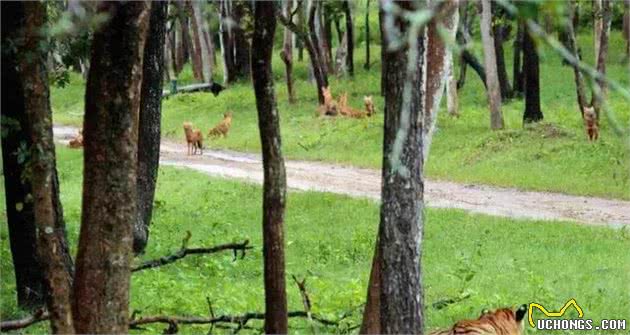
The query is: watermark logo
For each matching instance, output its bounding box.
[528,299,626,331]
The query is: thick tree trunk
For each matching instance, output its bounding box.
[281,0,296,103]
[591,0,611,119]
[1,3,44,312]
[364,0,371,70]
[423,1,458,164]
[522,23,543,123]
[379,5,386,96]
[479,0,504,129]
[252,2,288,333]
[73,2,149,333]
[359,242,381,334]
[3,3,75,331]
[512,21,524,96]
[135,2,166,255]
[378,1,426,333]
[233,0,251,80]
[343,0,354,76]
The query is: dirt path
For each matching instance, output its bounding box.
[54,126,630,227]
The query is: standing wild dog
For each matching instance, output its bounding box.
[208,112,233,138]
[583,106,599,141]
[364,95,375,116]
[428,305,527,335]
[183,122,203,155]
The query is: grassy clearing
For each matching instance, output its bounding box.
[50,30,630,199]
[1,148,629,334]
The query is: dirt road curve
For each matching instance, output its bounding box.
[54,126,629,227]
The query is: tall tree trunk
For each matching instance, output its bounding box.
[456,1,487,89]
[522,23,543,123]
[359,242,381,334]
[135,2,166,255]
[566,0,589,113]
[343,0,354,76]
[281,0,296,103]
[219,0,236,84]
[423,1,459,163]
[479,0,504,129]
[1,2,45,312]
[73,2,149,333]
[492,5,512,100]
[252,2,288,333]
[364,0,371,70]
[3,3,76,331]
[379,4,386,96]
[180,1,204,82]
[593,0,603,65]
[512,21,524,96]
[189,0,212,83]
[446,56,459,117]
[233,0,251,80]
[378,1,425,333]
[317,1,333,74]
[175,2,196,79]
[591,0,611,119]
[624,0,630,62]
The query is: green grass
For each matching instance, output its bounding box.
[50,31,630,200]
[1,148,629,334]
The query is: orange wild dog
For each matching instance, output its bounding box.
[364,95,375,116]
[583,106,599,141]
[338,92,374,119]
[428,305,527,335]
[183,122,203,155]
[208,112,233,138]
[68,129,83,148]
[318,86,338,116]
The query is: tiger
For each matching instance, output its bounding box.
[428,304,528,335]
[207,112,233,138]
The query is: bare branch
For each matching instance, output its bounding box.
[0,309,49,332]
[132,240,252,272]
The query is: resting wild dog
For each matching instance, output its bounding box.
[583,106,599,141]
[183,122,203,155]
[338,92,375,119]
[208,112,233,138]
[318,86,338,116]
[68,129,83,148]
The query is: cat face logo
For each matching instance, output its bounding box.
[528,299,584,328]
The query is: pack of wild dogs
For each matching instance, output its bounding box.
[318,86,376,118]
[183,111,233,155]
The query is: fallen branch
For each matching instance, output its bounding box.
[292,275,315,333]
[129,310,342,329]
[132,239,252,272]
[0,308,48,332]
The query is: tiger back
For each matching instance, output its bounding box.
[429,305,527,335]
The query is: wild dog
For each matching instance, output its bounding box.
[338,92,374,119]
[318,86,338,116]
[364,95,375,117]
[183,122,203,155]
[208,112,233,138]
[68,129,83,148]
[583,106,599,141]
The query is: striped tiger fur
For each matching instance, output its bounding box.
[429,304,528,335]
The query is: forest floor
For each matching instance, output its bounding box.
[54,125,630,227]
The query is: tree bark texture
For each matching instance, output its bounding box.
[364,0,371,69]
[479,0,504,129]
[135,1,167,255]
[252,2,288,333]
[343,0,354,76]
[423,1,458,164]
[522,23,543,123]
[591,0,611,119]
[281,0,296,103]
[565,0,589,114]
[233,0,252,80]
[378,1,426,333]
[492,4,512,100]
[73,2,150,333]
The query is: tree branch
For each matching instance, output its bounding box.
[0,309,49,332]
[132,240,252,272]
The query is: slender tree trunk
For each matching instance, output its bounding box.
[593,0,603,65]
[317,1,333,74]
[252,2,288,333]
[73,2,149,333]
[423,1,459,163]
[135,2,166,255]
[364,0,371,70]
[479,0,504,129]
[456,2,487,89]
[189,0,212,83]
[522,23,543,123]
[446,56,459,117]
[181,1,204,82]
[307,0,329,103]
[378,1,425,333]
[281,0,296,103]
[591,0,611,119]
[512,21,524,96]
[1,2,45,312]
[492,5,512,100]
[624,0,630,61]
[343,0,354,76]
[566,0,589,113]
[219,0,236,84]
[175,1,198,80]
